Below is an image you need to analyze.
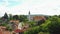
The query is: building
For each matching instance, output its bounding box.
[0,26,11,34]
[27,11,46,22]
[9,20,20,30]
[33,16,46,21]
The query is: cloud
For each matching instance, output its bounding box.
[0,0,60,17]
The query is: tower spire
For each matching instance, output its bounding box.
[29,11,30,15]
[28,11,31,21]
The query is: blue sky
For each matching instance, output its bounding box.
[0,0,60,16]
[0,0,22,7]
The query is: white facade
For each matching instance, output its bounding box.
[18,22,23,30]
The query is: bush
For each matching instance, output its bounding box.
[39,17,60,34]
[29,21,36,27]
[47,17,60,34]
[24,26,40,34]
[48,21,60,34]
[0,23,7,26]
[38,32,50,34]
[6,25,13,31]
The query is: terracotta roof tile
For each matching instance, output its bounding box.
[14,29,24,33]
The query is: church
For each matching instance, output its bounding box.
[28,11,46,22]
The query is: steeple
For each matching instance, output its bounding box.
[29,11,30,15]
[28,11,31,21]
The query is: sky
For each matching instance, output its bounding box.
[0,0,60,16]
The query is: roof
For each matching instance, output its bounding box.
[0,26,6,29]
[14,29,24,33]
[9,20,20,24]
[0,31,3,34]
[10,20,19,23]
[33,16,46,21]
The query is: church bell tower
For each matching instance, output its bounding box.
[28,11,31,21]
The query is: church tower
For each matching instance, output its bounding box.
[28,11,31,21]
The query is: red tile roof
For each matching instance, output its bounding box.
[0,31,3,34]
[14,29,24,33]
[0,26,11,34]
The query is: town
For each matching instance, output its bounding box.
[0,0,60,34]
[0,11,60,34]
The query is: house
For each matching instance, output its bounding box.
[12,22,29,34]
[0,26,11,34]
[9,20,19,25]
[14,29,24,34]
[9,20,20,30]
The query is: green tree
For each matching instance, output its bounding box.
[58,15,60,18]
[6,25,13,31]
[9,14,13,20]
[37,19,45,25]
[0,23,7,26]
[38,32,50,34]
[47,17,60,34]
[41,17,60,34]
[3,12,8,19]
[24,26,40,34]
[13,15,19,20]
[29,21,36,27]
[19,15,28,22]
